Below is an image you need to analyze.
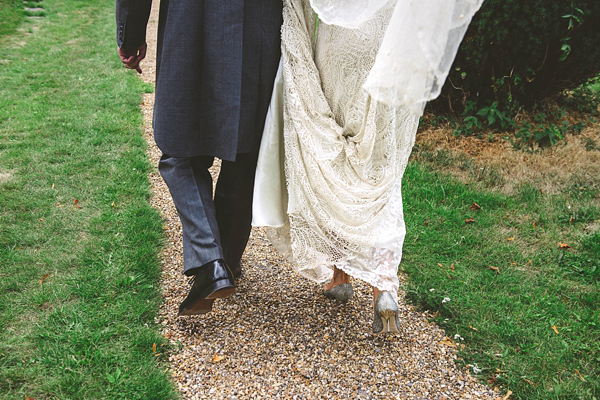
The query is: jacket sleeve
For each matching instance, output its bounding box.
[115,0,153,51]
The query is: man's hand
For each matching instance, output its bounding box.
[117,42,147,74]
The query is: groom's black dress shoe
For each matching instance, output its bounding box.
[178,259,237,316]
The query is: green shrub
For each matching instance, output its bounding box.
[430,0,600,115]
[558,76,600,114]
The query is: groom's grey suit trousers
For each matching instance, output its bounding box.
[158,153,258,276]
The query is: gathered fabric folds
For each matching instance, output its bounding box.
[252,0,482,297]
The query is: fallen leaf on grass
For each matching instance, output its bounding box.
[558,243,571,249]
[212,355,225,363]
[574,369,585,381]
[438,263,443,267]
[489,266,500,274]
[470,203,481,211]
[507,237,514,241]
[552,326,559,334]
[38,274,49,284]
[152,342,161,357]
[523,378,535,385]
[440,337,457,347]
[73,199,82,209]
[450,262,455,272]
[501,390,513,400]
[465,218,475,224]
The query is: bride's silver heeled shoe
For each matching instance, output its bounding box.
[323,283,354,302]
[373,291,400,334]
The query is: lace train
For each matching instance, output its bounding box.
[254,0,419,300]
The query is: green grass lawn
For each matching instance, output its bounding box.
[401,161,599,399]
[0,0,177,398]
[0,0,24,38]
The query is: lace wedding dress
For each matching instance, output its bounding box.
[252,0,483,299]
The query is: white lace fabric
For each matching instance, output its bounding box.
[254,0,417,298]
[308,0,391,29]
[253,0,481,298]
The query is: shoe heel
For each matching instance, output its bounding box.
[379,309,399,333]
[373,291,400,334]
[204,278,237,300]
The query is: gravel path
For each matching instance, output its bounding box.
[138,3,501,398]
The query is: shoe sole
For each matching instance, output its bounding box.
[178,279,237,316]
[206,287,236,299]
[178,298,215,316]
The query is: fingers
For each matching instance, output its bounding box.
[138,42,147,60]
[126,55,143,74]
[117,42,148,74]
[132,43,147,74]
[118,50,140,69]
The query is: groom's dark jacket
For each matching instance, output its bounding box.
[116,0,282,161]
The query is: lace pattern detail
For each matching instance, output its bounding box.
[271,0,419,298]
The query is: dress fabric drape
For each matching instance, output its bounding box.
[253,0,482,297]
[309,0,485,114]
[254,0,418,298]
